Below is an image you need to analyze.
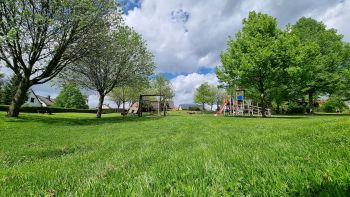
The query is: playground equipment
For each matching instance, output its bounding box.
[123,94,168,117]
[127,102,139,115]
[214,89,271,117]
[138,94,167,117]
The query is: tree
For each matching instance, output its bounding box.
[53,83,88,109]
[0,75,21,105]
[109,77,149,110]
[334,43,350,100]
[0,0,119,117]
[214,87,226,111]
[0,72,4,101]
[150,74,175,115]
[64,27,154,118]
[217,11,287,117]
[194,82,215,110]
[208,85,218,111]
[290,17,345,113]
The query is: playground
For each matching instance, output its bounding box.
[215,89,272,117]
[1,111,349,196]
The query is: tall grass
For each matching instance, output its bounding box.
[0,112,349,196]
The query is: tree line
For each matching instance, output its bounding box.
[0,0,157,118]
[216,11,350,117]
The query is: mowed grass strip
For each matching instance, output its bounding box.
[0,112,349,196]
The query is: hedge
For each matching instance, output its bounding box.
[0,105,117,114]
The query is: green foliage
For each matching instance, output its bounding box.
[321,96,346,113]
[1,0,122,117]
[217,11,288,116]
[336,43,350,99]
[290,17,345,111]
[63,26,155,118]
[109,79,148,110]
[217,12,349,115]
[0,73,4,100]
[53,83,88,109]
[150,74,174,99]
[0,112,350,195]
[188,106,202,111]
[0,75,21,105]
[286,101,305,114]
[0,105,116,114]
[194,82,216,109]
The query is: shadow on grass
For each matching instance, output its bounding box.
[3,113,163,126]
[221,115,309,119]
[295,181,350,196]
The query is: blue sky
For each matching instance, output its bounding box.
[122,0,349,105]
[119,0,141,14]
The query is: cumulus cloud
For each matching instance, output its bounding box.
[170,73,219,106]
[318,0,350,40]
[125,0,348,74]
[2,0,350,107]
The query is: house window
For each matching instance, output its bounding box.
[30,98,35,103]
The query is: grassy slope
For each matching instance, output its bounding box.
[0,112,349,196]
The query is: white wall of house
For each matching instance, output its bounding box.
[23,90,42,107]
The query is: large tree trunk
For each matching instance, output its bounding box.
[7,78,30,117]
[122,101,126,111]
[202,103,205,111]
[302,97,307,114]
[276,103,280,114]
[308,91,314,114]
[96,93,105,118]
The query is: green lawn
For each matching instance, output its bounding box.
[0,112,349,196]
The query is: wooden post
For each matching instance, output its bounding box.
[138,95,143,117]
[163,96,167,117]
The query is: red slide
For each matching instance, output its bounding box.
[214,99,228,116]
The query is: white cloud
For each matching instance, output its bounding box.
[125,0,347,74]
[319,0,350,41]
[2,0,350,106]
[170,72,219,106]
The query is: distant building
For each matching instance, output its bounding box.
[100,104,113,109]
[178,104,202,110]
[23,89,55,107]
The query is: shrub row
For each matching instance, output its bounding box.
[0,105,117,114]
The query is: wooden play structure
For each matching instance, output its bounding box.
[123,94,170,117]
[214,89,271,117]
[138,94,168,117]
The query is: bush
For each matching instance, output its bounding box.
[286,102,305,114]
[0,105,117,114]
[321,96,346,113]
[188,106,202,111]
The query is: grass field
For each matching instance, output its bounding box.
[0,112,350,196]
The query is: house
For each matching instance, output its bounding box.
[101,104,113,109]
[23,89,55,107]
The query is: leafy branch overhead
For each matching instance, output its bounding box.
[0,0,123,117]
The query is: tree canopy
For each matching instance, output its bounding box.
[0,0,121,117]
[217,11,284,116]
[53,83,88,109]
[63,27,154,118]
[290,17,345,112]
[194,82,216,110]
[216,11,350,116]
